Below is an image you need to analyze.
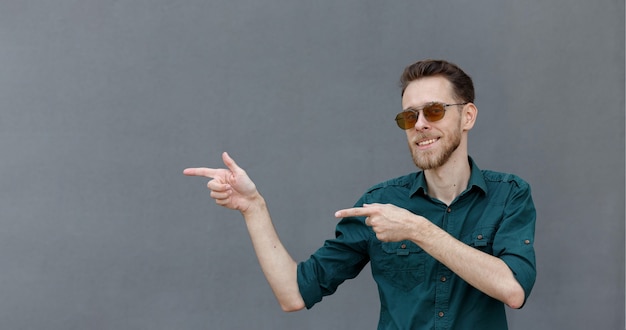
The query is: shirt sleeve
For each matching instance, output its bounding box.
[492,178,537,306]
[297,212,371,309]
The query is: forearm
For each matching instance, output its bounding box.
[411,220,525,308]
[241,195,305,312]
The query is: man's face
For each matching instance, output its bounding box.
[401,76,464,170]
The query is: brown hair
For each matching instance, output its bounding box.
[399,59,475,103]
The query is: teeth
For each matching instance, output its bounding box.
[418,138,437,146]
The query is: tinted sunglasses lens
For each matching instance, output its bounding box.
[395,111,415,129]
[423,103,445,121]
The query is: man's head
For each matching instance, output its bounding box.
[398,59,477,170]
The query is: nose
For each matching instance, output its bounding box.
[413,110,430,131]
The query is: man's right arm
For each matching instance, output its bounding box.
[184,152,305,312]
[241,194,305,311]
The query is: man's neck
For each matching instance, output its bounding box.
[424,154,471,206]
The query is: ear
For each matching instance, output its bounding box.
[462,103,478,131]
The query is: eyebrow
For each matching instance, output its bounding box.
[403,101,443,111]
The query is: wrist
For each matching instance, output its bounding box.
[241,192,267,217]
[410,215,436,244]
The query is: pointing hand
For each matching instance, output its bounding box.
[184,152,259,213]
[335,203,420,242]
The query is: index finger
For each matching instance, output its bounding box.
[334,205,375,218]
[183,167,219,178]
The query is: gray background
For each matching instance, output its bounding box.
[0,1,623,329]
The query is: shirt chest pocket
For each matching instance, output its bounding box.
[370,241,425,291]
[462,226,497,255]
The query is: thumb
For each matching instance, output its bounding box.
[222,152,244,174]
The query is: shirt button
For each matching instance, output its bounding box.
[524,239,531,244]
[446,208,451,213]
[438,312,444,317]
[440,276,447,282]
[400,244,407,249]
[477,234,483,240]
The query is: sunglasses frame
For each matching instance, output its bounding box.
[395,102,468,130]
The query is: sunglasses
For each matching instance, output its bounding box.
[394,102,468,130]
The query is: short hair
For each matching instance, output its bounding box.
[399,59,475,103]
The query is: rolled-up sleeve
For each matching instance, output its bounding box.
[493,179,537,305]
[297,215,371,309]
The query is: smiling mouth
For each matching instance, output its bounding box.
[417,138,439,146]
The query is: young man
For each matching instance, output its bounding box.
[184,59,536,329]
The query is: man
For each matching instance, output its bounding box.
[184,59,536,329]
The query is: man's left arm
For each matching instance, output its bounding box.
[406,218,526,308]
[335,198,536,309]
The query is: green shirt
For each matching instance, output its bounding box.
[297,158,536,330]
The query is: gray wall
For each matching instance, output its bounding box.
[0,1,623,329]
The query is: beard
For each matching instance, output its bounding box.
[409,126,462,170]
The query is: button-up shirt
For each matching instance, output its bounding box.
[297,158,536,330]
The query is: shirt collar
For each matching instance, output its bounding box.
[410,156,488,198]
